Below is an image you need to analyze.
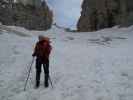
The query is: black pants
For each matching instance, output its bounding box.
[35,58,49,86]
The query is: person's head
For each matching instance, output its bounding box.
[38,35,50,43]
[38,35,44,41]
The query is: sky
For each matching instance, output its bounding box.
[45,0,83,29]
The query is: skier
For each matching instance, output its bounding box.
[32,35,52,88]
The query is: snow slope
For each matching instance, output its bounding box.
[0,26,133,100]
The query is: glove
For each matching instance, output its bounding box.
[32,53,35,57]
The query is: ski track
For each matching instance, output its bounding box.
[0,26,133,100]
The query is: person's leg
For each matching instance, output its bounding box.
[35,59,42,88]
[43,59,49,87]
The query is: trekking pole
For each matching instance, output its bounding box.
[49,75,53,88]
[24,57,34,91]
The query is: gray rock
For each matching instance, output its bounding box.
[0,0,53,30]
[77,0,133,32]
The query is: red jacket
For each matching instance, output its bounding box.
[33,40,52,61]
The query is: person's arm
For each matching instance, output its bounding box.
[32,43,38,57]
[47,44,52,56]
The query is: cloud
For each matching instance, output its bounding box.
[46,0,83,29]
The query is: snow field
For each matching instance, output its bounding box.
[0,26,133,100]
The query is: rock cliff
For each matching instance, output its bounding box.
[77,0,133,32]
[0,0,53,30]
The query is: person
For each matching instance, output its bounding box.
[32,35,52,88]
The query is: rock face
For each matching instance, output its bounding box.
[0,0,53,30]
[77,0,133,32]
[16,0,42,7]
